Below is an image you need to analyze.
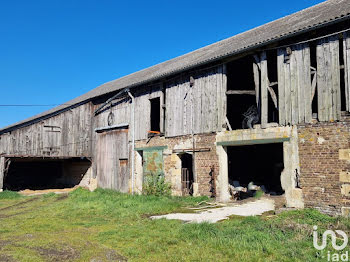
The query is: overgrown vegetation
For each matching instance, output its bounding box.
[0,188,350,261]
[142,173,171,196]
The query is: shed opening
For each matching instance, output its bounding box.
[3,158,91,191]
[227,143,284,200]
[180,153,193,196]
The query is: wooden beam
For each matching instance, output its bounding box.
[226,90,256,95]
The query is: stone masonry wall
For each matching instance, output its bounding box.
[298,116,350,215]
[135,133,218,197]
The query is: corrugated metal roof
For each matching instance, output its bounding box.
[1,0,349,133]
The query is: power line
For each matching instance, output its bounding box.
[0,104,73,107]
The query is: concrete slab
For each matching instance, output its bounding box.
[151,198,275,223]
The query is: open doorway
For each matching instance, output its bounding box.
[227,143,284,200]
[180,153,193,196]
[226,57,258,130]
[3,158,91,191]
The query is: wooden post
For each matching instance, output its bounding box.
[0,157,5,191]
[260,51,268,128]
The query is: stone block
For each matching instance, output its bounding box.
[339,149,350,160]
[339,172,350,183]
[341,184,350,196]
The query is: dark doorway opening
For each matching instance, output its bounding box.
[150,97,161,132]
[180,153,193,196]
[4,158,91,191]
[227,143,284,199]
[226,57,259,130]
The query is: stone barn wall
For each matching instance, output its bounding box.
[298,116,350,215]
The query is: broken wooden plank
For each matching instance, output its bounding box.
[253,58,260,107]
[260,51,268,128]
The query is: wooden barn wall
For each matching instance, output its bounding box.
[165,65,226,137]
[272,34,348,126]
[277,44,312,125]
[0,103,93,157]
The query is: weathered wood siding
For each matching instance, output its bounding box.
[93,98,131,130]
[277,44,312,125]
[0,103,93,157]
[165,65,226,137]
[95,129,129,192]
[316,35,341,121]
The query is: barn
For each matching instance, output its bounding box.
[1,0,350,215]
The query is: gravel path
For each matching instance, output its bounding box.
[151,198,275,223]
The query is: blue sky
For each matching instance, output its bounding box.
[0,0,323,128]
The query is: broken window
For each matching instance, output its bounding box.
[150,97,161,132]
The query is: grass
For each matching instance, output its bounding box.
[0,188,349,261]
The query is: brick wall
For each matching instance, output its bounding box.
[298,117,350,215]
[135,133,218,197]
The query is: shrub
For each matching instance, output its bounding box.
[142,173,171,196]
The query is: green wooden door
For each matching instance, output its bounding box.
[143,149,164,177]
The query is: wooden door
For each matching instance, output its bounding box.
[96,129,129,192]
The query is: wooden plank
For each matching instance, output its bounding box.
[226,90,256,95]
[216,65,223,131]
[303,44,312,123]
[317,39,326,121]
[260,51,268,128]
[295,45,305,123]
[277,48,286,125]
[324,39,332,121]
[285,54,292,125]
[222,64,227,127]
[253,59,260,108]
[290,47,298,124]
[329,36,341,120]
